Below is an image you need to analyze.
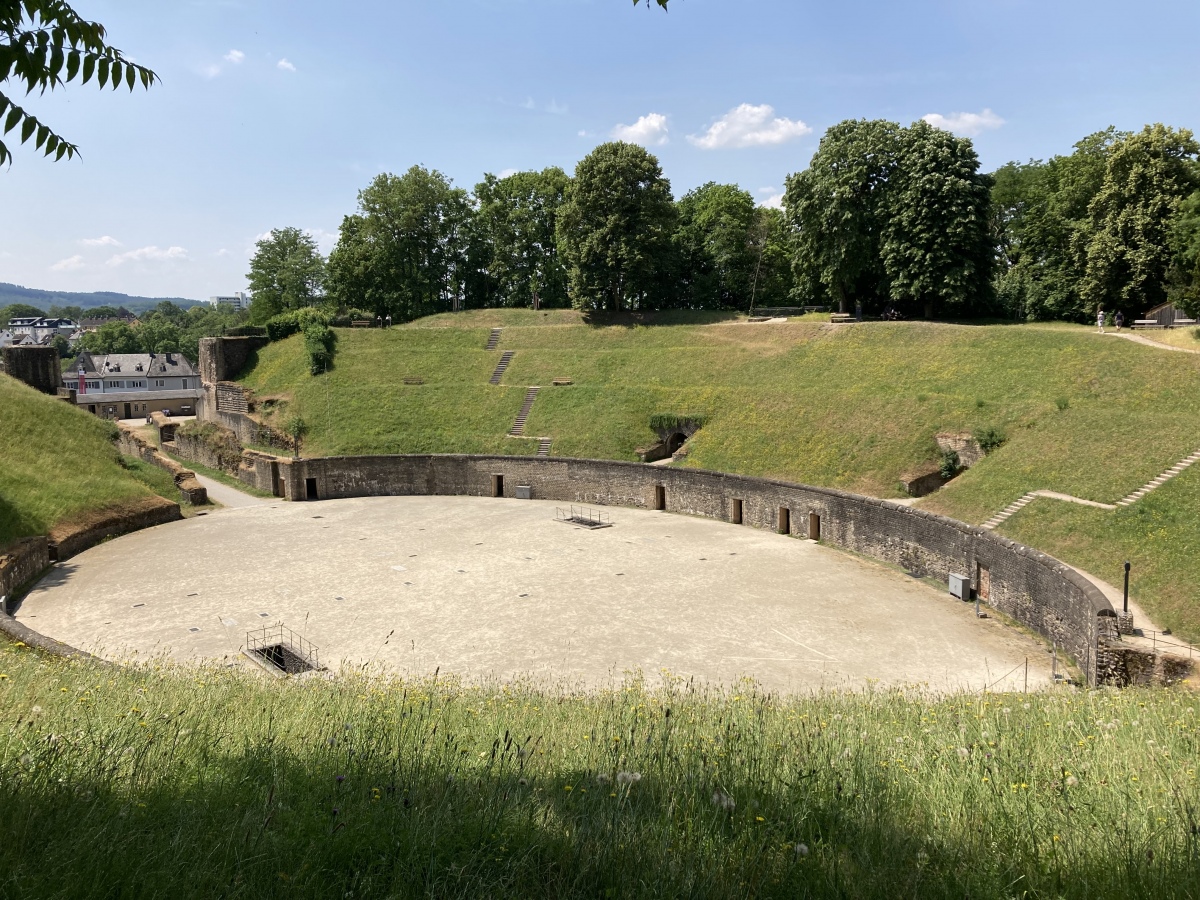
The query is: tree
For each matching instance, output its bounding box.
[991,129,1126,321]
[1080,124,1200,315]
[556,142,677,312]
[326,166,474,323]
[1167,190,1200,316]
[0,301,43,321]
[1,1,157,165]
[474,167,570,308]
[247,227,327,323]
[784,120,900,313]
[674,182,757,309]
[77,319,139,354]
[136,318,181,354]
[880,120,994,319]
[746,206,796,310]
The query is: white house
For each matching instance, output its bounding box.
[66,351,202,419]
[7,316,79,342]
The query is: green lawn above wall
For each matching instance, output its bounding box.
[235,312,1200,639]
[0,375,158,546]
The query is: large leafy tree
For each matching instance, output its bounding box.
[990,129,1126,321]
[674,182,758,310]
[783,120,900,313]
[326,166,474,322]
[246,227,327,323]
[746,206,796,310]
[556,141,677,312]
[1166,190,1200,316]
[1,0,156,165]
[76,319,140,354]
[1080,124,1200,315]
[880,120,994,319]
[474,167,570,309]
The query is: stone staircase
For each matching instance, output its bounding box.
[981,492,1039,531]
[1117,448,1200,506]
[509,387,540,436]
[537,437,552,457]
[489,351,514,385]
[486,328,502,351]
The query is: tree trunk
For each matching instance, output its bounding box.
[924,300,934,320]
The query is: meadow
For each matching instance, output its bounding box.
[1,641,1197,899]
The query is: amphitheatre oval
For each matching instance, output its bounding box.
[18,492,1057,692]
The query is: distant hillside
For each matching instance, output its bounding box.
[0,283,202,314]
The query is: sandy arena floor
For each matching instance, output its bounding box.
[17,496,1054,693]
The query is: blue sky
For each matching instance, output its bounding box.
[2,0,1198,301]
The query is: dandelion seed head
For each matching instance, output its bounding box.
[957,747,969,760]
[794,843,809,857]
[616,771,641,786]
[1065,775,1078,787]
[596,772,611,784]
[712,790,736,811]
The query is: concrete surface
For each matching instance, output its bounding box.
[17,496,1054,693]
[194,474,266,509]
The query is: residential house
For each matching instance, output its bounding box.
[66,351,202,419]
[7,316,79,342]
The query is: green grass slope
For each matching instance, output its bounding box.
[0,374,160,546]
[238,313,1200,639]
[2,644,1197,899]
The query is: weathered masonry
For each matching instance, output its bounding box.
[250,453,1112,684]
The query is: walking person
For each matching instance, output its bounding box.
[1115,310,1125,331]
[1097,308,1105,334]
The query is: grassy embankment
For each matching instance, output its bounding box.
[1,642,1198,899]
[238,312,1200,640]
[0,375,180,547]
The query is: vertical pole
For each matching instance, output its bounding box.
[1123,561,1131,614]
[1024,658,1028,693]
[1052,644,1058,682]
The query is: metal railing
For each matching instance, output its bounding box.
[246,622,320,672]
[555,505,613,529]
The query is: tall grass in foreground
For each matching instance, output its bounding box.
[2,645,1198,898]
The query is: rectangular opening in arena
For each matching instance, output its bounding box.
[555,505,613,529]
[246,623,320,674]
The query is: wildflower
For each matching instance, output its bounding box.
[957,747,969,760]
[755,816,765,822]
[1065,775,1078,787]
[335,775,345,784]
[794,843,810,857]
[616,771,641,786]
[596,772,611,785]
[712,790,736,811]
[564,785,573,792]
[31,706,43,715]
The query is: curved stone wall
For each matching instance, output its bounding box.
[281,454,1114,684]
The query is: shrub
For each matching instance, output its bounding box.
[224,325,267,338]
[974,426,1006,454]
[938,450,960,480]
[1055,396,1070,411]
[303,323,337,375]
[265,308,334,342]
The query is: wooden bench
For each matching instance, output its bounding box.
[830,313,855,323]
[403,377,424,385]
[1132,320,1162,329]
[351,319,373,328]
[1170,318,1197,328]
[552,378,573,386]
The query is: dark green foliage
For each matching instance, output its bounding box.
[265,308,333,343]
[0,301,44,321]
[247,227,327,324]
[786,119,993,318]
[0,1,157,165]
[1055,397,1070,411]
[223,325,267,337]
[973,426,1006,454]
[1080,125,1200,315]
[474,168,571,309]
[1166,191,1200,316]
[326,166,475,323]
[938,450,960,480]
[556,142,678,311]
[303,323,336,374]
[674,182,758,310]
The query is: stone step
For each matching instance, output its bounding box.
[489,351,515,385]
[537,438,552,457]
[485,328,502,351]
[509,386,540,436]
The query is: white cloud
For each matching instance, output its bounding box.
[277,58,296,72]
[612,113,669,147]
[201,63,222,79]
[498,168,519,178]
[687,104,811,150]
[756,187,784,209]
[216,248,231,257]
[304,227,338,254]
[546,99,568,115]
[521,97,536,110]
[224,49,245,64]
[577,130,589,138]
[921,108,1005,137]
[51,255,86,272]
[80,235,121,247]
[106,246,189,267]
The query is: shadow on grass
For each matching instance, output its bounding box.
[1,701,1194,899]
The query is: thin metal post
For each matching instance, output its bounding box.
[1052,643,1058,682]
[1123,561,1131,614]
[1024,658,1028,693]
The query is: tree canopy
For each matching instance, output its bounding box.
[247,227,327,324]
[1,0,156,165]
[556,142,677,312]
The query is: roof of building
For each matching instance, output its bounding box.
[73,351,197,378]
[7,316,78,329]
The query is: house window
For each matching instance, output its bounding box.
[155,380,166,387]
[110,380,123,389]
[128,380,144,389]
[181,379,188,389]
[86,381,101,390]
